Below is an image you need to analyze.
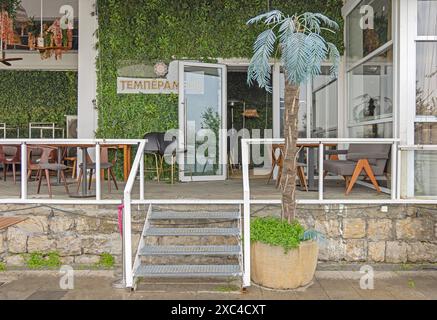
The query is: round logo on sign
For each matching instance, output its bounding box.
[154,62,169,78]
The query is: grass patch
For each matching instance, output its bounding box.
[24,252,61,270]
[0,262,6,272]
[214,284,240,293]
[95,253,115,268]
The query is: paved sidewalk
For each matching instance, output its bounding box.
[1,270,437,300]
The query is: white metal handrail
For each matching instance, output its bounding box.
[122,139,146,289]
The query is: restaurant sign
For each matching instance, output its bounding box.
[117,61,179,94]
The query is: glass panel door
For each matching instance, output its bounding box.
[178,62,227,182]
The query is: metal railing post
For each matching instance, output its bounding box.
[123,193,133,288]
[318,143,324,201]
[391,142,397,200]
[241,139,251,288]
[140,147,145,201]
[20,143,27,200]
[95,143,101,201]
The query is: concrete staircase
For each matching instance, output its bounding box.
[133,205,243,287]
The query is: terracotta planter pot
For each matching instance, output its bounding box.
[251,241,318,290]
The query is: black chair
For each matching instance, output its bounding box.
[143,132,165,182]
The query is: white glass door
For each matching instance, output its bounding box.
[178,62,227,182]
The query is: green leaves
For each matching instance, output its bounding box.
[251,217,305,253]
[247,9,341,87]
[0,70,78,137]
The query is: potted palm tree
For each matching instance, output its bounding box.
[247,10,340,289]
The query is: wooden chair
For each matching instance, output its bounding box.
[76,146,119,193]
[267,144,308,191]
[28,146,70,198]
[0,145,21,184]
[323,144,391,195]
[63,147,78,179]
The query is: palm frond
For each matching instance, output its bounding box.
[281,32,309,84]
[301,230,326,244]
[247,29,276,91]
[247,10,283,25]
[305,33,328,77]
[327,42,340,77]
[311,13,340,30]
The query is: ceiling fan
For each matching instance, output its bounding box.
[0,10,23,66]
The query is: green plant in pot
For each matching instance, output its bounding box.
[247,10,340,289]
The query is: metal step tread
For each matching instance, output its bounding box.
[136,264,242,277]
[146,227,240,236]
[140,245,241,256]
[149,211,240,220]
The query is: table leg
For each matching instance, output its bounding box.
[82,147,88,195]
[70,147,95,198]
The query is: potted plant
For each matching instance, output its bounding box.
[246,10,340,289]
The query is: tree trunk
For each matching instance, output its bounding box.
[281,82,300,223]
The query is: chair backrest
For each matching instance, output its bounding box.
[28,146,56,166]
[143,132,162,154]
[347,144,391,174]
[0,145,20,162]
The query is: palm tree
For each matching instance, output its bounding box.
[247,10,340,222]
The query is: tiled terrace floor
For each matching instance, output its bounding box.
[0,174,390,201]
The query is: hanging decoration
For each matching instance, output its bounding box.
[37,2,75,60]
[0,3,23,66]
[1,1,75,61]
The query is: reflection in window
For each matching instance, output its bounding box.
[312,66,338,138]
[418,0,437,36]
[346,0,392,66]
[350,122,393,138]
[416,123,437,144]
[415,151,437,196]
[416,43,437,116]
[348,48,393,137]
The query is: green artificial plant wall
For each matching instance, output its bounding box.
[96,0,344,139]
[0,70,78,137]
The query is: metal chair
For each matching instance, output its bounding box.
[76,147,119,193]
[28,146,69,198]
[0,145,21,184]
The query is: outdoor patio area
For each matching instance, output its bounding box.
[0,174,391,202]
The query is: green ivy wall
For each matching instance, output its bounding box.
[0,70,78,137]
[96,0,344,139]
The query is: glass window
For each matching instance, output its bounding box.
[418,0,437,36]
[350,122,393,138]
[416,42,437,116]
[348,48,393,129]
[312,66,338,138]
[415,123,437,144]
[415,151,437,196]
[346,0,392,66]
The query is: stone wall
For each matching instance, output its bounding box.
[0,204,143,267]
[294,204,437,263]
[0,203,436,267]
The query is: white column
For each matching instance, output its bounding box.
[78,0,98,141]
[272,63,281,139]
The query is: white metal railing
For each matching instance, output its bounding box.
[122,139,146,288]
[0,139,145,205]
[29,123,65,139]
